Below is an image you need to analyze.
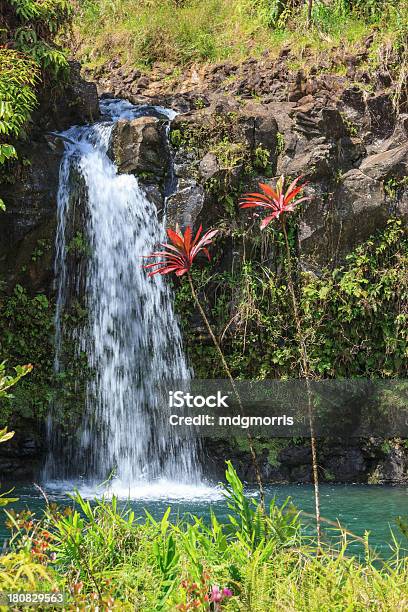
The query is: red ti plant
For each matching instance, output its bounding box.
[143,225,266,510]
[239,176,310,229]
[143,225,218,277]
[240,176,322,547]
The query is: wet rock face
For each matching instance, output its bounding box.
[0,142,61,292]
[161,87,407,265]
[165,100,279,229]
[0,427,44,481]
[88,47,408,266]
[204,438,408,485]
[31,61,99,136]
[0,63,99,294]
[109,116,169,179]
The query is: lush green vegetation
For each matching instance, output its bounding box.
[1,219,405,431]
[0,286,54,423]
[1,462,407,610]
[0,0,72,207]
[73,0,408,73]
[0,283,89,431]
[175,218,407,380]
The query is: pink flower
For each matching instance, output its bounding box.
[209,585,233,603]
[210,585,223,603]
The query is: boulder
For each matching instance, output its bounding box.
[166,183,205,228]
[278,445,312,466]
[366,92,395,138]
[376,447,408,483]
[359,143,408,181]
[325,448,366,482]
[300,169,389,263]
[109,117,169,178]
[199,152,219,182]
[378,114,408,152]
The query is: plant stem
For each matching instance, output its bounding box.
[307,0,313,27]
[280,220,321,548]
[187,273,266,512]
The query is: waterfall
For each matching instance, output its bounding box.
[44,99,202,492]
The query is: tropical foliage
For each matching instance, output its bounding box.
[1,463,408,609]
[176,218,407,380]
[0,0,72,208]
[239,176,310,229]
[0,361,32,400]
[143,226,219,277]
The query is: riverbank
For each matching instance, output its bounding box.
[1,465,408,610]
[3,480,408,554]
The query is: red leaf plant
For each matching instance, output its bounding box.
[143,225,219,277]
[239,174,322,546]
[239,175,310,229]
[142,223,266,510]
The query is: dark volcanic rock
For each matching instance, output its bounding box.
[375,446,408,483]
[0,142,61,291]
[0,427,44,481]
[0,63,99,293]
[366,92,395,138]
[300,168,388,262]
[31,61,99,136]
[359,143,408,181]
[166,184,205,228]
[278,445,312,467]
[324,448,366,482]
[109,116,169,178]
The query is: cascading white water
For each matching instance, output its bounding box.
[44,99,204,493]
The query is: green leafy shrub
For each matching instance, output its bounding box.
[0,0,72,207]
[175,219,407,379]
[1,462,407,609]
[0,285,54,421]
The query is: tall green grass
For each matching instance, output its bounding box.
[3,463,408,610]
[71,0,408,73]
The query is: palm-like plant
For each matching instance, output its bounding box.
[239,177,310,229]
[240,176,322,547]
[143,226,218,277]
[144,225,266,510]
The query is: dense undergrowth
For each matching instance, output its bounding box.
[72,0,408,74]
[175,218,408,380]
[0,0,72,207]
[0,218,406,429]
[1,462,408,610]
[0,283,88,429]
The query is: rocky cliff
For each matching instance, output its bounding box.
[0,47,407,484]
